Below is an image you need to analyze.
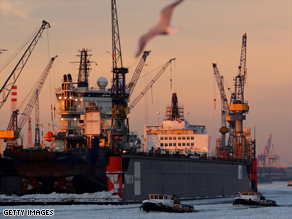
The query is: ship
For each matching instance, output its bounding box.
[140,194,195,213]
[2,49,110,194]
[143,93,208,157]
[233,191,277,206]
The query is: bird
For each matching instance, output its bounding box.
[0,49,8,54]
[135,0,184,57]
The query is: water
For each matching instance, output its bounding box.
[1,181,291,218]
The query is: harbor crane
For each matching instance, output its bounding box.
[129,58,176,110]
[0,20,50,110]
[257,134,280,167]
[212,63,230,151]
[126,50,151,98]
[228,33,249,159]
[257,134,272,167]
[4,56,57,146]
[110,0,130,153]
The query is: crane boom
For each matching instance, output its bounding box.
[234,33,247,104]
[16,56,57,131]
[212,63,229,126]
[0,20,51,109]
[111,0,128,109]
[212,63,230,150]
[129,58,175,110]
[266,134,272,154]
[127,50,151,98]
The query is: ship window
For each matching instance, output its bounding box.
[182,143,185,146]
[182,136,185,140]
[169,137,172,140]
[187,137,190,140]
[173,143,176,146]
[159,195,163,199]
[160,137,163,140]
[160,143,163,146]
[191,143,194,146]
[191,136,194,140]
[187,143,190,146]
[173,137,176,140]
[155,195,158,199]
[169,143,172,146]
[178,143,181,146]
[164,196,168,199]
[151,195,154,199]
[165,137,168,140]
[178,137,181,140]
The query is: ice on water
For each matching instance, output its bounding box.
[0,181,291,219]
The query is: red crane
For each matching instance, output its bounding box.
[257,134,272,167]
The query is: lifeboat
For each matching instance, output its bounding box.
[44,131,53,142]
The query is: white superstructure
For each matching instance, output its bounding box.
[143,93,208,155]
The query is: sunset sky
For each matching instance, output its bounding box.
[0,0,291,165]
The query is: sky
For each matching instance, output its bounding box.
[0,0,291,165]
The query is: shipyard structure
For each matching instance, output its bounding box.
[0,1,256,202]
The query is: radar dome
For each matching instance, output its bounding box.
[97,77,108,90]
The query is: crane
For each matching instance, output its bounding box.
[257,134,273,167]
[0,20,51,109]
[110,0,130,153]
[129,58,176,110]
[17,56,57,132]
[4,56,57,145]
[212,63,230,150]
[228,33,249,159]
[126,50,151,98]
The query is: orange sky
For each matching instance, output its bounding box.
[0,0,291,165]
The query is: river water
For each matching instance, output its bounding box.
[0,181,291,218]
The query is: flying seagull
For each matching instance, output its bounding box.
[135,0,184,57]
[0,49,8,54]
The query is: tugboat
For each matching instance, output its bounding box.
[233,191,277,206]
[140,194,195,213]
[287,181,292,187]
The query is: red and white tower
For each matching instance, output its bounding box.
[11,85,17,115]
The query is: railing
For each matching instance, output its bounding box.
[58,107,84,114]
[122,151,250,163]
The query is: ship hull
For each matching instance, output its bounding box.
[233,198,277,206]
[122,154,250,201]
[1,152,250,201]
[140,201,194,213]
[2,147,108,195]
